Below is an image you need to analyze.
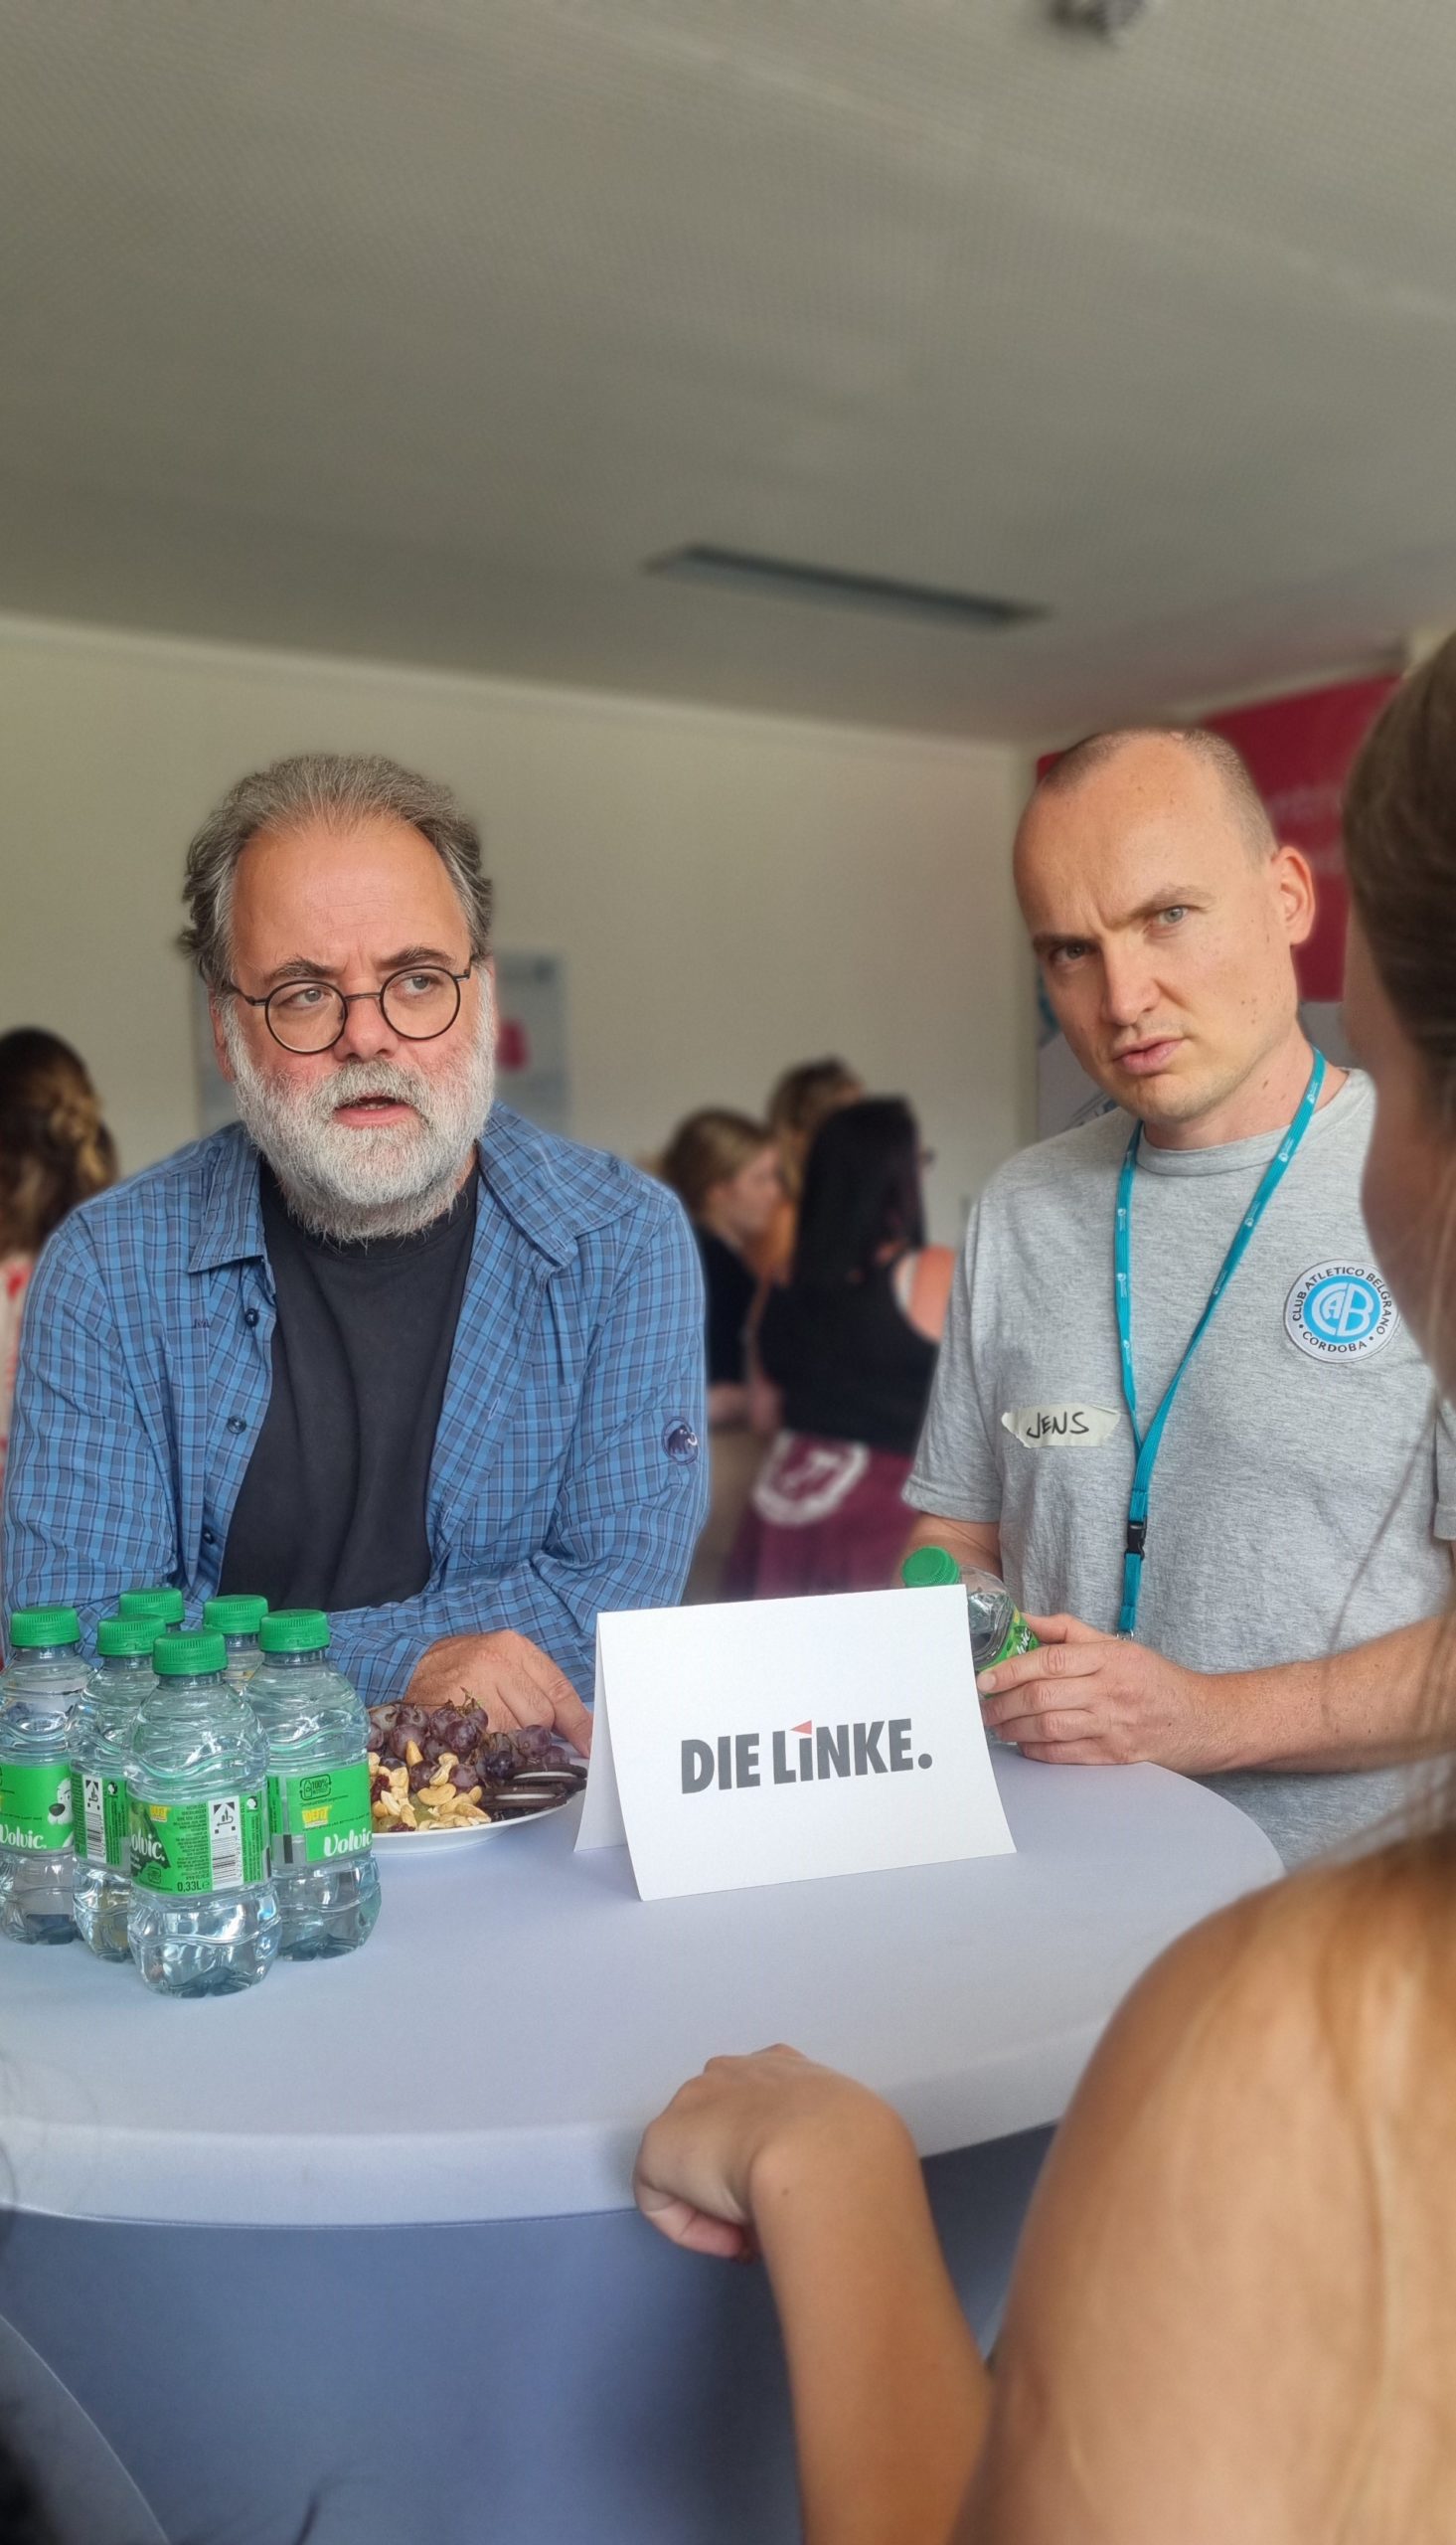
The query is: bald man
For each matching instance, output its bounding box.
[904,728,1455,1865]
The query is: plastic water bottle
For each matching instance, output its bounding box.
[118,1587,185,1628]
[0,1607,89,1945]
[127,1628,278,1996]
[247,1610,380,1960]
[203,1595,269,1689]
[71,1614,158,1961]
[901,1546,1040,1671]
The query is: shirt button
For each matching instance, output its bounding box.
[243,1307,259,1328]
[202,1527,216,1546]
[664,1420,700,1464]
[227,1416,247,1434]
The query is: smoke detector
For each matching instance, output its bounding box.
[1052,0,1158,36]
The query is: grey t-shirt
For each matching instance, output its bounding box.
[906,1074,1456,1866]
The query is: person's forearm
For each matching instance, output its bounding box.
[899,1513,1003,1583]
[1218,1616,1449,1773]
[752,2105,989,2545]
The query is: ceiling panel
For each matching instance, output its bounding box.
[3,0,1454,734]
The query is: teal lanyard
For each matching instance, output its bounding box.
[1114,1051,1326,1638]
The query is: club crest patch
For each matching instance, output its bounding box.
[1284,1262,1398,1363]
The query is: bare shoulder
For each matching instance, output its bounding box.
[963,1857,1456,2543]
[903,1245,956,1340]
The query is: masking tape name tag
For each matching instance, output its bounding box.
[1001,1404,1120,1448]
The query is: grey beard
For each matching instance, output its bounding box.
[220,996,496,1242]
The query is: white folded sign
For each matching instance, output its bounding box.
[575,1586,1015,1902]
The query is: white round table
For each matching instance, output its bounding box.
[0,1752,1277,2543]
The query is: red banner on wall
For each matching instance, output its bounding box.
[1202,676,1398,1001]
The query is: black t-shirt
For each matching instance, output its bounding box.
[696,1228,757,1387]
[220,1166,477,1612]
[757,1263,938,1458]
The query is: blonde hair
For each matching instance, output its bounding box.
[1343,638,1456,1815]
[767,1057,862,1143]
[1234,643,1456,2527]
[766,1058,863,1200]
[659,1109,772,1223]
[0,1030,117,1257]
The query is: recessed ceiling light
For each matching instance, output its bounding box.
[646,545,1046,632]
[1051,0,1158,37]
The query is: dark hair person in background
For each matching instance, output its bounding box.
[750,1055,865,1282]
[634,636,1456,2537]
[727,1099,952,1597]
[0,1029,116,1536]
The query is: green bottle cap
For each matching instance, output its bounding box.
[258,1608,331,1655]
[118,1587,186,1624]
[96,1614,163,1658]
[901,1546,962,1590]
[8,1605,82,1649]
[204,1596,270,1636]
[152,1628,228,1679]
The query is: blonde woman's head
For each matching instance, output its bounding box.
[659,1108,780,1250]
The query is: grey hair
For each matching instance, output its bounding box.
[179,752,493,988]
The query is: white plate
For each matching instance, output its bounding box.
[372,1793,577,1861]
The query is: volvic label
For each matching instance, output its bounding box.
[266,1761,373,1868]
[0,1761,75,1852]
[70,1768,131,1870]
[130,1788,268,1895]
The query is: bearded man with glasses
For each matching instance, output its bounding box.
[1,754,708,1747]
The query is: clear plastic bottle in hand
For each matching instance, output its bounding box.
[203,1594,269,1689]
[71,1613,158,1960]
[900,1546,1040,1671]
[247,1610,380,1961]
[127,1628,278,1996]
[0,1607,89,1945]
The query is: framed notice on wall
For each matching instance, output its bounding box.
[1035,673,1400,1138]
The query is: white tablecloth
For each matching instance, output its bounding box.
[0,1750,1279,2227]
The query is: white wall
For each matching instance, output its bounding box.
[0,613,1032,1240]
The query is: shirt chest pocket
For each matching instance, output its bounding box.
[435,1393,578,1568]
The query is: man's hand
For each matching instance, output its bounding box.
[978,1612,1230,1772]
[406,1629,592,1757]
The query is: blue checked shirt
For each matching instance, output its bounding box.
[2,1105,708,1703]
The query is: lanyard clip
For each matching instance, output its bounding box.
[1125,1515,1148,1557]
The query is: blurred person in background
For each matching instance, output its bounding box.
[751,1055,865,1281]
[631,634,1456,2545]
[0,1029,116,1542]
[728,1098,952,1597]
[660,1105,781,1600]
[659,1107,780,1427]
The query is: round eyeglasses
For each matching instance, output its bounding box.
[225,964,473,1055]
